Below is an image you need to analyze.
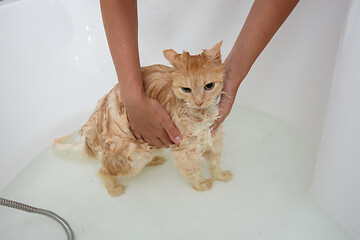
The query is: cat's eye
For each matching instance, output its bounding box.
[204,82,215,90]
[181,87,192,93]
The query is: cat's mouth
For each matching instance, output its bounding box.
[196,96,221,109]
[189,102,218,110]
[185,97,220,109]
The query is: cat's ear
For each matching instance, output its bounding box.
[163,49,179,66]
[204,41,223,65]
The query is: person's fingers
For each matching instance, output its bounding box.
[143,136,153,146]
[126,97,182,146]
[133,132,142,141]
[156,137,169,148]
[211,96,233,136]
[161,116,182,145]
[211,111,227,136]
[211,118,223,136]
[150,137,166,148]
[129,124,141,140]
[158,130,173,146]
[141,129,167,148]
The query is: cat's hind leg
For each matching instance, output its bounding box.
[171,149,213,192]
[98,168,126,197]
[204,129,233,182]
[99,153,135,197]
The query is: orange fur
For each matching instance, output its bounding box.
[59,42,232,196]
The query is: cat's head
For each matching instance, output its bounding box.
[163,41,224,109]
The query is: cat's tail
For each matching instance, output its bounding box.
[53,133,83,151]
[53,131,93,159]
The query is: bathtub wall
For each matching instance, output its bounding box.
[0,0,116,190]
[312,0,360,238]
[0,0,358,237]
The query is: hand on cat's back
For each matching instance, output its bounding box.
[124,94,182,148]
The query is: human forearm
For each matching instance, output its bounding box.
[226,0,299,93]
[100,0,144,104]
[212,0,299,133]
[100,0,181,147]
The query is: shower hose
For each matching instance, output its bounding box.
[0,197,74,240]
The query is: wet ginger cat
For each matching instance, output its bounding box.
[55,42,232,197]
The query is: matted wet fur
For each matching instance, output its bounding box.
[55,42,232,196]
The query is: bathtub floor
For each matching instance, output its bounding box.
[0,105,356,240]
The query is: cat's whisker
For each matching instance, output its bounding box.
[220,91,233,99]
[219,98,236,103]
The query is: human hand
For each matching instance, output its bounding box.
[211,59,241,136]
[124,94,182,148]
[211,76,236,136]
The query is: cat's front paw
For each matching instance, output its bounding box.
[191,178,214,192]
[213,170,233,182]
[107,184,127,197]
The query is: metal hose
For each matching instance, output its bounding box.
[0,197,74,240]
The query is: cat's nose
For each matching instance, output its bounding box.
[195,100,204,107]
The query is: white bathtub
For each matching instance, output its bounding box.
[0,0,359,239]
